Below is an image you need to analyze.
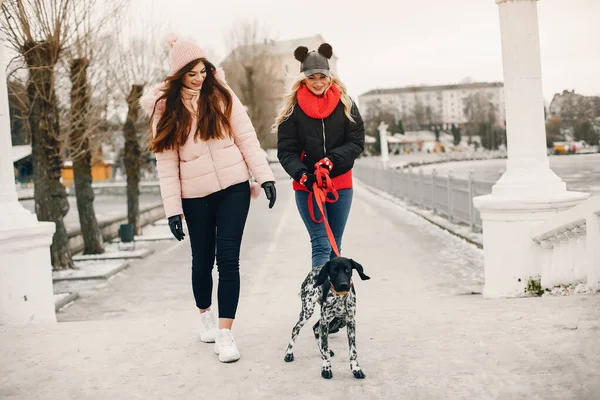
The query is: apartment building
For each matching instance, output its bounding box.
[359,81,505,128]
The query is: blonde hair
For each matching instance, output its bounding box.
[271,70,355,134]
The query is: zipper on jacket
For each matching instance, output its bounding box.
[322,119,326,155]
[206,142,223,189]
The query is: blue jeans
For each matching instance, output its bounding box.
[295,188,353,269]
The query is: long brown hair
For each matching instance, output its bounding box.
[149,58,233,153]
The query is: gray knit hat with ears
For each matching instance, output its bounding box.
[294,43,333,77]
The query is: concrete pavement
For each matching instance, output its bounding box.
[1,164,599,399]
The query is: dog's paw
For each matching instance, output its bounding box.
[284,353,294,362]
[321,368,333,379]
[352,369,366,379]
[329,350,335,357]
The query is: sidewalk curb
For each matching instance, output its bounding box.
[52,261,130,283]
[356,180,484,249]
[54,292,79,311]
[111,235,175,243]
[73,248,154,262]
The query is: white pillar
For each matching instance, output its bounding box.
[378,121,389,168]
[473,0,588,298]
[0,32,57,324]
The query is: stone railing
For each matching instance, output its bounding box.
[531,196,600,292]
[65,181,161,196]
[67,202,165,254]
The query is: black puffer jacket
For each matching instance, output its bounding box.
[277,101,365,181]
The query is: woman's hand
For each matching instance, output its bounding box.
[168,215,185,241]
[314,157,333,172]
[299,172,317,192]
[262,181,277,209]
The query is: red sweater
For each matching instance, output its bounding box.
[292,153,353,192]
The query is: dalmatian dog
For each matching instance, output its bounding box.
[284,257,370,379]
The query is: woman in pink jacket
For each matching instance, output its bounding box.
[140,34,276,363]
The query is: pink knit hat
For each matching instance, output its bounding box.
[166,33,207,76]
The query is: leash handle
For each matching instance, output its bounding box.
[307,166,340,258]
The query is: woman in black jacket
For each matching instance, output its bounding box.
[274,43,365,271]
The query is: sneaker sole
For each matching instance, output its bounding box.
[214,344,240,362]
[219,356,240,363]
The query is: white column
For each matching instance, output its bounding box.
[0,32,57,324]
[491,0,564,197]
[473,0,588,298]
[378,121,389,168]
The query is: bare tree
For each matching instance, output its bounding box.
[68,56,107,254]
[106,9,168,233]
[7,79,29,145]
[1,0,77,270]
[546,115,562,148]
[363,102,397,156]
[407,98,426,130]
[221,19,280,149]
[463,91,502,149]
[62,0,126,254]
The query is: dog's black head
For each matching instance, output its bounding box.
[313,257,370,293]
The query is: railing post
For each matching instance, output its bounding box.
[419,168,424,207]
[397,169,403,198]
[447,170,453,222]
[468,170,474,232]
[432,168,437,213]
[407,166,413,204]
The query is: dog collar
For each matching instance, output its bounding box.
[330,282,353,296]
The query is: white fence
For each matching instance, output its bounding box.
[531,196,600,291]
[353,163,494,232]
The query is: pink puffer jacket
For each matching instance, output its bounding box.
[140,69,275,218]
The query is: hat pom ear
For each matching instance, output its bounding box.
[294,46,309,62]
[166,32,180,48]
[318,43,333,59]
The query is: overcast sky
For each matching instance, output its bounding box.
[122,0,598,105]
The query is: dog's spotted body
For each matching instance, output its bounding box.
[284,257,370,379]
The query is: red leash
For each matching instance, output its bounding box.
[308,166,340,257]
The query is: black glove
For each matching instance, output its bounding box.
[262,181,276,209]
[299,173,317,192]
[168,215,185,241]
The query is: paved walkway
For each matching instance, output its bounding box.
[2,165,599,399]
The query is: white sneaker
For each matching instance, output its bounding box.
[214,328,240,363]
[199,310,218,343]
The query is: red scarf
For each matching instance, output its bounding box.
[297,84,341,119]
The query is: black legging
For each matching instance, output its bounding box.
[182,181,250,319]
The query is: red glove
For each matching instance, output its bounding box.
[314,157,333,172]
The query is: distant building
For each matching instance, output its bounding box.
[359,82,505,128]
[220,34,337,148]
[273,35,338,90]
[221,34,338,94]
[12,145,33,183]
